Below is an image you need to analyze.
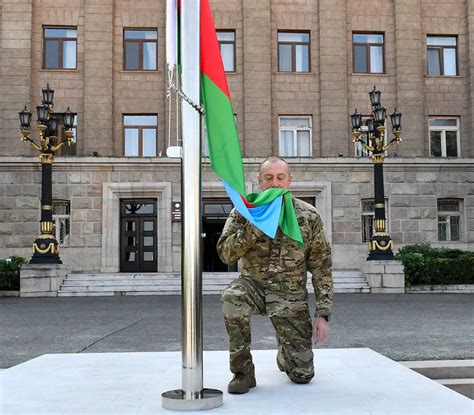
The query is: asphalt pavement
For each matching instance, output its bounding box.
[0,293,472,368]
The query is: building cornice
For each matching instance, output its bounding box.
[0,156,473,171]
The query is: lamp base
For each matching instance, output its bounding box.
[30,237,62,264]
[367,235,394,261]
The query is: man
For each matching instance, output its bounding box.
[217,156,333,394]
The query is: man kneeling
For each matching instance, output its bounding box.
[217,157,334,394]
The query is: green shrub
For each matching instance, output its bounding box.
[395,244,474,287]
[0,256,27,291]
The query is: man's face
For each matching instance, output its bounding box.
[258,160,292,191]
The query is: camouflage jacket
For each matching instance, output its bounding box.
[217,197,333,318]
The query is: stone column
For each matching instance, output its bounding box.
[0,0,33,156]
[242,0,271,157]
[318,0,348,157]
[83,0,114,156]
[394,0,425,156]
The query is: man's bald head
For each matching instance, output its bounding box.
[258,157,292,191]
[258,156,290,175]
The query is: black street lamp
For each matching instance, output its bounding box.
[351,86,403,260]
[19,84,76,264]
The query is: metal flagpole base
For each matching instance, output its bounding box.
[162,388,223,411]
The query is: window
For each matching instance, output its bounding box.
[124,115,158,157]
[43,27,77,69]
[429,117,460,157]
[278,32,310,72]
[354,116,371,157]
[352,33,384,74]
[361,200,375,243]
[279,116,312,157]
[217,31,235,72]
[438,199,462,241]
[53,200,71,247]
[52,113,78,156]
[361,199,389,243]
[124,29,157,70]
[427,36,457,76]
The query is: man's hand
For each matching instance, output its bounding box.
[313,316,329,345]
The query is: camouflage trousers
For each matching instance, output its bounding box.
[221,277,314,383]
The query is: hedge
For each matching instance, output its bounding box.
[0,256,27,291]
[394,244,474,287]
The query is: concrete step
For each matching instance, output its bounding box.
[401,360,474,380]
[433,379,474,399]
[333,287,370,293]
[58,290,182,297]
[62,280,181,287]
[60,286,181,292]
[65,274,179,281]
[333,282,370,288]
[59,270,370,296]
[401,360,474,399]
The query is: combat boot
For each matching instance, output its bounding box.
[227,365,256,394]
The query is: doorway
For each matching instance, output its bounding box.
[202,199,237,272]
[120,199,157,272]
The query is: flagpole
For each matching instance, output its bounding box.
[162,0,223,410]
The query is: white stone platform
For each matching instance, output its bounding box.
[0,349,471,414]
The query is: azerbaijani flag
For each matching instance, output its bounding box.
[168,0,303,248]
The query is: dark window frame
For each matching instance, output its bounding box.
[202,198,233,221]
[52,199,71,247]
[217,30,236,73]
[361,198,389,243]
[51,112,78,156]
[278,115,313,157]
[352,32,385,74]
[354,115,372,157]
[123,115,158,157]
[120,198,157,272]
[277,30,311,73]
[428,116,460,157]
[43,26,78,70]
[123,28,158,71]
[437,198,462,241]
[427,35,458,76]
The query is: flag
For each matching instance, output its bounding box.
[199,0,303,248]
[167,0,303,248]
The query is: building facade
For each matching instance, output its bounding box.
[1,0,473,275]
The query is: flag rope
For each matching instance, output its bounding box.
[167,73,205,115]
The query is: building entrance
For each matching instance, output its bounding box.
[120,199,157,272]
[202,199,237,272]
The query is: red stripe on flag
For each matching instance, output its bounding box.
[200,0,231,99]
[240,195,255,209]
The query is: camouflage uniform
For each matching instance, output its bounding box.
[217,197,333,384]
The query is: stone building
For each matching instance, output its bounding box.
[0,1,473,285]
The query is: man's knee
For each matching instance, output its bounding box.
[221,285,251,319]
[287,367,314,384]
[282,348,314,384]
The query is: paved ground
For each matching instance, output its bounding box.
[0,294,473,368]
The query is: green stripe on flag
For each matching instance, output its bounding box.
[201,73,245,196]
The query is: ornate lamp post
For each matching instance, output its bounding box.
[351,86,402,260]
[19,84,76,264]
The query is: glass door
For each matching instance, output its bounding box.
[120,200,157,272]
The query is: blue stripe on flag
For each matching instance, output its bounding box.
[223,180,282,238]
